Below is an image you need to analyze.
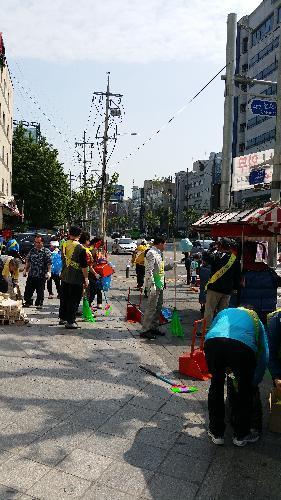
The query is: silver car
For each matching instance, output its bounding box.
[112,238,137,254]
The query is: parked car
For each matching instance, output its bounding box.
[112,238,137,254]
[14,232,56,256]
[190,239,215,255]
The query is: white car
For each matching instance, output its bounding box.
[112,238,137,254]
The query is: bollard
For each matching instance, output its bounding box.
[126,262,130,278]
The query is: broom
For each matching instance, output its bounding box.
[82,294,96,322]
[170,239,184,337]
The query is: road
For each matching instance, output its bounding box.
[0,255,279,499]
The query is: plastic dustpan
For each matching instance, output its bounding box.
[179,319,211,381]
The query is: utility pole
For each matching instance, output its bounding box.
[271,38,281,202]
[75,133,95,230]
[93,73,123,238]
[220,12,237,211]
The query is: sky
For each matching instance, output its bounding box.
[1,0,260,196]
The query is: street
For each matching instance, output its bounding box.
[0,252,280,499]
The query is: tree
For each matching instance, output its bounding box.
[183,207,199,228]
[12,125,69,228]
[145,210,160,234]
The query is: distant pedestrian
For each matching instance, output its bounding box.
[132,240,150,289]
[88,237,104,309]
[23,235,52,309]
[59,226,88,329]
[190,254,200,285]
[181,252,191,285]
[47,241,62,299]
[199,252,211,316]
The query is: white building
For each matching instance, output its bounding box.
[0,34,20,229]
[187,153,222,214]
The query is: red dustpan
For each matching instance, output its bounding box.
[179,319,211,381]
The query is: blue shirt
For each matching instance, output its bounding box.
[205,308,269,385]
[51,250,62,275]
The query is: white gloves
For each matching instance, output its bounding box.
[45,272,51,280]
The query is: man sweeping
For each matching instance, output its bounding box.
[141,236,173,340]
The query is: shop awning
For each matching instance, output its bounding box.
[1,202,22,218]
[192,202,281,239]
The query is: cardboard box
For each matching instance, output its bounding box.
[269,389,281,433]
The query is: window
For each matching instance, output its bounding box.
[240,103,246,112]
[250,60,278,87]
[252,15,273,46]
[240,123,246,132]
[242,37,248,54]
[246,128,276,150]
[278,6,281,23]
[239,143,245,153]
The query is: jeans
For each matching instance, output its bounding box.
[59,281,83,324]
[47,274,61,296]
[24,276,46,306]
[142,288,163,331]
[204,337,256,439]
[88,275,102,306]
[136,264,145,288]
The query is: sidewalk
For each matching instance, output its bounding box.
[0,277,280,499]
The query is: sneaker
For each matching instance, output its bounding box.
[59,319,66,325]
[48,295,54,299]
[139,331,156,340]
[65,322,80,330]
[233,432,260,447]
[97,304,103,310]
[23,303,32,308]
[208,431,224,445]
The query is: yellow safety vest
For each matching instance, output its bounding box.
[62,241,81,270]
[205,253,236,291]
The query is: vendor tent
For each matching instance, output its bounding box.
[192,202,281,240]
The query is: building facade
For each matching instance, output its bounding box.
[186,152,222,214]
[233,0,281,205]
[0,34,17,229]
[175,171,188,230]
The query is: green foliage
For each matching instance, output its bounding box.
[12,125,69,228]
[183,207,199,227]
[145,210,160,232]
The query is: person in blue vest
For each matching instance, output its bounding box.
[47,241,62,299]
[204,306,268,447]
[267,309,281,396]
[6,233,19,256]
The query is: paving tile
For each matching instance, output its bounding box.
[172,433,215,459]
[0,456,50,492]
[0,483,20,500]
[99,406,155,439]
[27,469,91,500]
[128,395,166,412]
[57,448,112,481]
[78,431,133,459]
[101,461,153,495]
[134,426,180,450]
[141,473,199,500]
[32,420,93,451]
[148,412,186,433]
[82,483,137,500]
[123,442,168,471]
[159,450,210,483]
[20,440,69,467]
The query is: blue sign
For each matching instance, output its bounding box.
[251,99,276,116]
[249,169,265,185]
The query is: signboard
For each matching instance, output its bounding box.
[109,184,125,202]
[250,99,276,116]
[232,149,274,192]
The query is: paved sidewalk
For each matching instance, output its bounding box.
[0,277,280,499]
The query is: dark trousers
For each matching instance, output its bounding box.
[0,277,8,293]
[88,275,102,306]
[136,264,145,288]
[59,281,83,324]
[227,376,263,434]
[204,338,256,439]
[47,274,61,296]
[24,276,46,306]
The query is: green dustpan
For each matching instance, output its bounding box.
[82,296,96,323]
[170,308,184,337]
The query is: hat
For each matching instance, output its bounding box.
[50,241,59,247]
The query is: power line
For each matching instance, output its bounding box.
[110,63,227,169]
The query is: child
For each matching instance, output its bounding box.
[199,252,211,316]
[190,254,200,285]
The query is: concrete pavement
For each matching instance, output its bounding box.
[0,261,280,499]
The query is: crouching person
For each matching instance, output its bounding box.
[141,236,173,340]
[204,306,268,447]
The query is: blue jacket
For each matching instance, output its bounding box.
[6,238,19,253]
[51,250,62,275]
[205,307,269,385]
[268,311,281,380]
[239,269,280,313]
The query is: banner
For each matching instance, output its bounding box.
[232,149,274,192]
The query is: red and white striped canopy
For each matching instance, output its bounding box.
[246,203,281,233]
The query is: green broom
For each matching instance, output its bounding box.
[170,239,184,337]
[82,295,96,323]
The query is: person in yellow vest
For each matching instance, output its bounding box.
[131,240,150,289]
[59,226,89,329]
[204,238,241,330]
[0,256,20,296]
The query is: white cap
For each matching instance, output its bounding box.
[50,241,59,247]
